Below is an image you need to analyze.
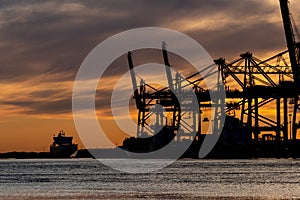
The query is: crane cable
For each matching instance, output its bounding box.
[291,14,300,42]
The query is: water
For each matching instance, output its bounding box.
[0,159,300,199]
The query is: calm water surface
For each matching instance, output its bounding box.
[0,159,300,199]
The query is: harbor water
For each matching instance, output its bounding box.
[1,158,300,199]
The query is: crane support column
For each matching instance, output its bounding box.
[276,98,281,141]
[283,97,289,141]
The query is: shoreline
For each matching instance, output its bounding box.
[0,194,288,200]
[0,149,93,159]
[1,149,300,160]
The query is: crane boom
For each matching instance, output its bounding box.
[162,42,174,91]
[127,52,140,108]
[279,0,300,85]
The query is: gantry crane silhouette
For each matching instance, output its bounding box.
[126,0,300,147]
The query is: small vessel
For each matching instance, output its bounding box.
[50,130,78,158]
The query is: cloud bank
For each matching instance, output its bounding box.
[0,0,299,117]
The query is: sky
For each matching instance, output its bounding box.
[0,0,299,152]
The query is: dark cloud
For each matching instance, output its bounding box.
[2,98,71,115]
[28,88,69,99]
[191,21,286,60]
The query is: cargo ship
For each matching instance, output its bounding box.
[50,130,78,158]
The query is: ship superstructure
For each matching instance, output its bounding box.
[50,130,78,158]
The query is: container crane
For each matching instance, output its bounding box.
[279,0,300,140]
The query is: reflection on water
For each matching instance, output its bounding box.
[0,158,300,199]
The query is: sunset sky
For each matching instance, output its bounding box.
[0,0,299,152]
